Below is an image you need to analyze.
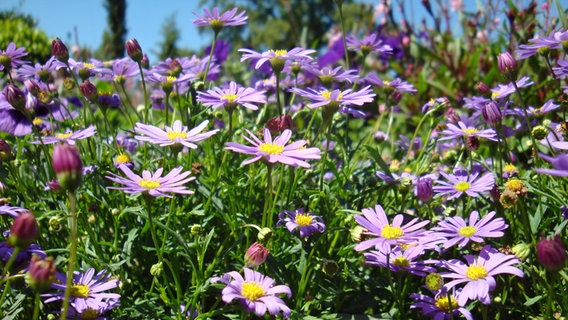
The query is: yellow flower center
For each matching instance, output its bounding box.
[458,226,477,237]
[166,130,188,141]
[258,143,284,155]
[70,284,90,298]
[491,91,500,99]
[320,90,343,101]
[295,213,313,226]
[392,256,410,268]
[166,76,176,83]
[83,62,95,69]
[381,225,404,239]
[270,49,288,56]
[454,181,470,192]
[32,118,43,126]
[462,128,478,135]
[221,93,239,103]
[434,296,458,312]
[504,164,517,173]
[209,19,224,29]
[465,264,488,280]
[115,153,131,164]
[505,178,524,193]
[55,132,73,139]
[241,281,265,301]
[138,179,160,189]
[383,80,391,86]
[79,308,99,320]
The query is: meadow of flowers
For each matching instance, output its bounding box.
[1,0,568,319]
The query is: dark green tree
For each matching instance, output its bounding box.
[157,14,180,60]
[96,0,127,59]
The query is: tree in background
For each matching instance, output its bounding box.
[0,11,51,64]
[157,14,180,61]
[96,0,127,59]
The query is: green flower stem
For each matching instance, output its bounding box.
[0,277,13,318]
[165,91,171,126]
[336,1,350,69]
[447,290,455,320]
[319,119,333,191]
[33,291,41,320]
[202,32,219,84]
[405,111,431,163]
[116,82,142,123]
[61,191,78,320]
[275,72,283,115]
[144,197,162,261]
[261,164,274,228]
[1,247,20,278]
[511,80,540,165]
[138,62,150,123]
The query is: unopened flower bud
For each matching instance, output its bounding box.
[482,101,503,126]
[140,54,150,69]
[0,139,13,161]
[24,79,41,95]
[126,39,143,63]
[476,81,491,95]
[51,37,69,63]
[391,90,402,103]
[416,177,433,201]
[465,136,480,151]
[52,143,83,192]
[497,51,518,80]
[8,211,39,250]
[350,225,365,242]
[5,84,26,113]
[26,254,57,292]
[257,227,273,242]
[190,224,202,235]
[150,261,164,277]
[537,234,567,272]
[531,125,547,140]
[425,272,444,291]
[445,107,460,124]
[511,242,531,261]
[244,242,269,268]
[265,115,293,134]
[79,80,98,102]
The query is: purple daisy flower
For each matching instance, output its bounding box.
[0,205,30,218]
[410,289,473,320]
[0,42,28,71]
[277,208,326,237]
[437,121,497,142]
[353,204,430,253]
[441,245,523,305]
[516,30,568,60]
[197,81,266,111]
[42,268,120,313]
[211,268,292,318]
[0,242,46,273]
[510,99,560,117]
[291,86,375,110]
[432,211,507,249]
[553,59,568,78]
[192,7,248,30]
[363,245,437,276]
[96,57,140,83]
[365,73,417,94]
[66,299,120,320]
[490,76,534,100]
[225,128,321,168]
[134,120,219,149]
[144,72,194,94]
[346,32,393,56]
[239,47,316,74]
[32,126,97,145]
[433,170,495,200]
[536,153,568,177]
[106,164,195,198]
[305,65,359,85]
[16,56,64,81]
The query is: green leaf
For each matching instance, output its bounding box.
[554,0,568,29]
[523,295,543,306]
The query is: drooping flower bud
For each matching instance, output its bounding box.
[51,37,69,63]
[537,234,567,272]
[26,254,57,292]
[52,143,83,192]
[4,84,26,113]
[125,38,143,63]
[8,211,39,250]
[482,101,503,126]
[24,79,41,95]
[416,177,433,201]
[497,51,518,80]
[244,242,269,268]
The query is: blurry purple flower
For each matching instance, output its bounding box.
[432,211,507,249]
[491,76,534,100]
[433,170,495,200]
[97,57,140,83]
[0,42,28,71]
[204,39,231,64]
[106,165,195,198]
[511,99,560,117]
[225,128,321,168]
[318,38,344,67]
[305,65,358,85]
[364,245,437,276]
[553,59,568,78]
[537,234,567,271]
[277,208,326,238]
[536,153,568,177]
[365,73,417,94]
[239,47,316,74]
[32,126,96,145]
[211,268,291,318]
[192,7,248,33]
[0,242,46,273]
[516,30,568,60]
[346,33,393,56]
[438,121,497,142]
[0,205,30,218]
[291,86,375,109]
[17,56,64,81]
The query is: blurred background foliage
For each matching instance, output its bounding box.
[0,10,51,63]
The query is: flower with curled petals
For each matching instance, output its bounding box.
[106,165,195,198]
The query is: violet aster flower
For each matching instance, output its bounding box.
[192,7,248,32]
[277,208,326,237]
[510,99,560,117]
[0,242,46,273]
[291,86,375,110]
[197,81,266,111]
[134,120,219,149]
[432,211,507,249]
[515,30,568,60]
[353,204,430,253]
[441,245,523,305]
[32,126,97,145]
[490,76,534,100]
[364,245,437,276]
[438,121,497,142]
[553,59,568,78]
[305,65,359,85]
[535,153,568,177]
[42,268,120,312]
[17,56,64,81]
[365,73,417,94]
[211,268,292,318]
[239,47,316,74]
[225,128,321,168]
[106,164,195,198]
[0,205,30,218]
[346,33,393,56]
[410,289,473,320]
[0,42,28,71]
[97,57,140,83]
[433,170,495,200]
[66,299,120,320]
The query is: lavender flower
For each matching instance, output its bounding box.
[365,73,417,94]
[134,120,219,149]
[438,121,497,142]
[212,268,292,318]
[106,165,195,198]
[239,47,316,74]
[353,204,430,253]
[441,245,523,305]
[491,76,534,100]
[346,33,393,56]
[0,42,28,71]
[192,7,248,33]
[225,128,321,168]
[364,246,437,276]
[516,30,568,60]
[197,81,266,111]
[291,86,375,110]
[535,153,568,177]
[432,211,507,249]
[305,65,359,86]
[410,289,473,320]
[433,170,495,200]
[32,126,97,145]
[277,208,326,237]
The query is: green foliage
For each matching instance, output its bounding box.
[0,11,51,63]
[157,14,180,60]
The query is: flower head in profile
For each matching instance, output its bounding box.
[134,120,219,150]
[291,86,375,110]
[239,47,316,75]
[212,268,292,318]
[106,164,195,198]
[354,204,430,253]
[438,121,497,142]
[365,73,417,94]
[42,268,120,313]
[441,245,523,305]
[410,289,473,320]
[197,81,266,111]
[277,208,326,238]
[432,211,507,249]
[535,153,568,177]
[346,33,393,56]
[225,128,321,168]
[192,7,248,33]
[433,170,495,200]
[364,245,437,276]
[32,126,97,145]
[0,42,28,71]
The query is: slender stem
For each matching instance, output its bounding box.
[337,2,350,69]
[202,33,219,84]
[275,72,283,115]
[145,197,162,261]
[319,119,333,191]
[138,63,150,123]
[165,92,171,126]
[511,80,539,164]
[261,164,274,228]
[61,191,78,320]
[33,291,41,320]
